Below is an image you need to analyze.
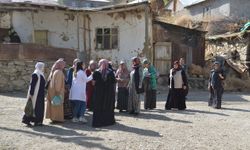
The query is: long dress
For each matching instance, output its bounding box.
[115,69,130,111]
[86,69,94,110]
[46,70,65,122]
[22,73,45,125]
[64,67,74,119]
[165,68,187,110]
[208,69,225,109]
[128,65,143,114]
[92,69,116,127]
[143,65,157,110]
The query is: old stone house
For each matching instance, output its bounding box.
[0,0,207,91]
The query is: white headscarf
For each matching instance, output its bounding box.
[34,62,45,78]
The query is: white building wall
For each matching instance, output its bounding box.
[88,10,151,68]
[187,0,231,21]
[12,10,84,51]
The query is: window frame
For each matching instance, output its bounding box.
[95,27,119,50]
[34,30,49,46]
[202,6,211,18]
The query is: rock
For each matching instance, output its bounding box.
[22,75,31,82]
[8,62,14,66]
[10,77,15,81]
[14,61,25,66]
[12,80,26,88]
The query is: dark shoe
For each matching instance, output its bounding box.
[214,106,221,109]
[129,111,135,114]
[134,112,139,116]
[22,120,32,127]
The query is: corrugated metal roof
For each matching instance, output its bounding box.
[185,0,207,8]
[0,0,148,11]
[88,1,148,11]
[165,0,199,7]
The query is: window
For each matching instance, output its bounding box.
[34,30,48,45]
[96,27,118,50]
[203,6,211,18]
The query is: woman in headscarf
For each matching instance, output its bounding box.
[128,57,144,115]
[46,59,66,123]
[165,61,188,110]
[86,60,97,111]
[92,59,116,127]
[142,59,157,110]
[115,60,130,112]
[22,62,46,126]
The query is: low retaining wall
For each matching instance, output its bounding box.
[157,76,207,90]
[0,43,77,92]
[0,60,54,92]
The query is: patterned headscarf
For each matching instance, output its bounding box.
[89,60,97,71]
[98,59,109,80]
[116,61,129,76]
[51,58,66,72]
[48,59,66,80]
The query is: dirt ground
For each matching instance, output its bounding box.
[1,90,250,150]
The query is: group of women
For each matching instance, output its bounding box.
[22,57,189,127]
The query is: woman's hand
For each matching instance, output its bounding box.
[183,86,187,90]
[219,74,224,80]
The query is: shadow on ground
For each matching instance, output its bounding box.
[142,108,230,117]
[156,90,250,102]
[0,125,111,150]
[0,92,26,99]
[116,111,192,124]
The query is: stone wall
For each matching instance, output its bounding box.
[0,60,55,92]
[206,38,248,64]
[157,76,207,90]
[0,43,77,92]
[188,77,207,90]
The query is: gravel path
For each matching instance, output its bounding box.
[0,91,250,150]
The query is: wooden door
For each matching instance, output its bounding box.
[154,42,172,75]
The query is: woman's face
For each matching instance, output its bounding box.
[214,64,219,70]
[90,63,96,70]
[143,63,149,68]
[42,67,45,72]
[174,64,178,69]
[82,64,86,70]
[180,59,185,65]
[120,64,125,69]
